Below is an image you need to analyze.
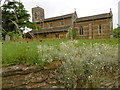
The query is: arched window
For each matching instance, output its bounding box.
[98,24,102,34]
[79,26,84,35]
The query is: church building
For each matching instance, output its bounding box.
[31,6,113,39]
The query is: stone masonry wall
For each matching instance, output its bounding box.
[2,60,119,88]
[2,61,62,88]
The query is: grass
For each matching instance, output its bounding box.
[2,38,67,66]
[2,38,118,66]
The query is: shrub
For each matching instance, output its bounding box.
[57,42,118,88]
[113,27,120,38]
[37,40,118,88]
[7,31,23,40]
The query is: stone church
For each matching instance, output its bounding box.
[31,6,113,39]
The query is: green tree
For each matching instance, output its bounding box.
[2,0,35,39]
[113,27,120,38]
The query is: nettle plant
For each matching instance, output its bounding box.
[37,40,118,88]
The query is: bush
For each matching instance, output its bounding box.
[113,27,120,38]
[37,40,118,88]
[7,31,23,40]
[57,41,118,88]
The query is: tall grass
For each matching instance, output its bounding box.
[2,38,68,66]
[2,38,118,66]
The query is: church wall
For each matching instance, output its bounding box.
[36,32,67,38]
[31,6,113,39]
[75,18,113,39]
[37,18,72,29]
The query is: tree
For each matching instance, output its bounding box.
[2,0,35,39]
[113,27,120,38]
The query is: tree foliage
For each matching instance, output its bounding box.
[113,27,120,38]
[2,0,35,39]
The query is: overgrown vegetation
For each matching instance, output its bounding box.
[113,26,120,38]
[2,38,119,88]
[2,38,118,65]
[57,41,118,88]
[2,38,68,66]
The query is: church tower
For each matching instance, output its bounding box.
[32,6,45,22]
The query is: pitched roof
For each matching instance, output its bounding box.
[45,13,74,22]
[33,25,71,34]
[34,29,68,34]
[36,13,74,23]
[75,12,112,23]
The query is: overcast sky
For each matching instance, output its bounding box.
[1,0,120,28]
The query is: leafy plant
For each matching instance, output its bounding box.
[2,0,35,39]
[57,41,118,88]
[113,27,120,38]
[7,31,23,40]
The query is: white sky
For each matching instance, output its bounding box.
[1,0,120,28]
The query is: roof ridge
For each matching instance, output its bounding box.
[45,12,74,20]
[75,12,112,23]
[77,12,111,19]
